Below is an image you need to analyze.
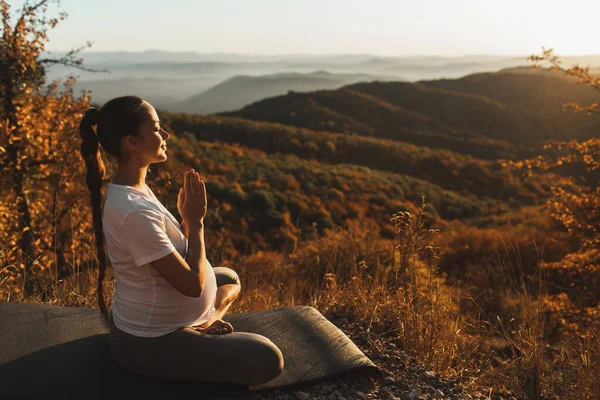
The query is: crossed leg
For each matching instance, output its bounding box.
[213,266,241,316]
[194,266,241,332]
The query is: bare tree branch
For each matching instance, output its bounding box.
[529,47,600,114]
[38,42,111,74]
[13,0,53,33]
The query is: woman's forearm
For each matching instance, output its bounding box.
[180,219,189,238]
[184,220,208,297]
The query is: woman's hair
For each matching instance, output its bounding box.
[78,95,151,329]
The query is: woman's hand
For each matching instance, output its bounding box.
[177,177,186,220]
[191,319,234,335]
[178,169,207,224]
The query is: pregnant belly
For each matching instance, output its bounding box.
[186,265,218,325]
[113,266,218,328]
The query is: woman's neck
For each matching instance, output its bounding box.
[110,165,148,190]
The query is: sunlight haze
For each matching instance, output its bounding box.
[10,0,597,56]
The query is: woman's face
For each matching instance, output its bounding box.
[131,102,171,164]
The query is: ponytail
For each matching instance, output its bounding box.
[78,107,110,330]
[77,96,149,330]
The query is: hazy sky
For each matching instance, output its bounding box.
[10,0,600,56]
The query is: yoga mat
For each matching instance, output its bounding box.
[0,302,380,398]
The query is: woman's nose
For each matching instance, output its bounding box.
[161,128,170,140]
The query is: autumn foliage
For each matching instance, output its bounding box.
[0,1,118,300]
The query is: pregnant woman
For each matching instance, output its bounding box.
[78,95,283,385]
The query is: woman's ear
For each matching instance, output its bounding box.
[123,135,142,153]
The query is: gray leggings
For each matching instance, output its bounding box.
[109,266,284,385]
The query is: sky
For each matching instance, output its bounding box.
[9,0,600,56]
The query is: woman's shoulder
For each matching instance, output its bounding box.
[104,187,162,226]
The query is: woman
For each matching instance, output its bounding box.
[78,95,283,385]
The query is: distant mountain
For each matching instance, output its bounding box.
[169,71,392,114]
[421,67,600,140]
[500,65,600,78]
[40,50,375,65]
[358,56,530,80]
[40,50,600,109]
[42,50,599,69]
[223,68,600,159]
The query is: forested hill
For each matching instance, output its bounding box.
[161,112,552,206]
[221,67,600,160]
[170,71,386,114]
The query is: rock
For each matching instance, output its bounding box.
[424,371,436,379]
[338,397,348,400]
[326,394,336,400]
[408,388,422,399]
[356,391,365,398]
[294,391,310,400]
[322,384,335,392]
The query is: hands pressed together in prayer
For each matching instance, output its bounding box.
[177,169,206,238]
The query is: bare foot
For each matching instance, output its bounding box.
[191,319,233,334]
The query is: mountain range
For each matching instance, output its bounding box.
[42,50,600,111]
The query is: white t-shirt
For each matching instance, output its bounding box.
[102,177,217,337]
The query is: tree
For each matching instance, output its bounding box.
[0,0,104,297]
[521,48,599,249]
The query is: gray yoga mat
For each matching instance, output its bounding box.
[0,302,380,398]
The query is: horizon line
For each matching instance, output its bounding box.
[42,49,600,58]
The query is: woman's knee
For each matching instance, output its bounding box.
[213,266,241,287]
[245,338,284,385]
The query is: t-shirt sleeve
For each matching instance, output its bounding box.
[120,208,177,267]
